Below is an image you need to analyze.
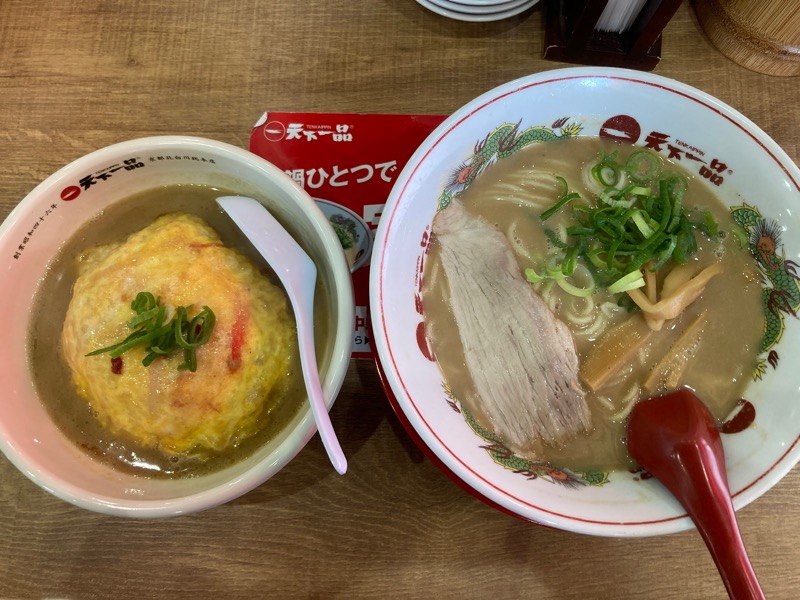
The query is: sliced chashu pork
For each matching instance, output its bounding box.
[432,199,591,450]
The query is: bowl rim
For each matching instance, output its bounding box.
[0,135,355,517]
[369,66,800,536]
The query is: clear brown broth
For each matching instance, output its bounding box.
[28,184,330,478]
[422,138,763,471]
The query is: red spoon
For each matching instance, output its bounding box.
[627,388,765,600]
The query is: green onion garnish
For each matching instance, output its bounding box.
[87,292,216,373]
[730,224,748,248]
[591,151,625,187]
[544,227,569,250]
[630,210,655,238]
[555,277,595,298]
[541,176,581,221]
[525,267,545,284]
[625,150,662,183]
[607,269,645,294]
[524,149,718,300]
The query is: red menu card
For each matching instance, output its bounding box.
[249,112,447,359]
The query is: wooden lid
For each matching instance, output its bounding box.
[695,0,800,77]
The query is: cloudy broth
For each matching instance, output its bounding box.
[422,137,763,471]
[28,184,330,478]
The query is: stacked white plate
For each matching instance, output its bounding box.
[417,0,540,22]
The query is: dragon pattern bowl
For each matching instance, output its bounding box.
[369,67,800,536]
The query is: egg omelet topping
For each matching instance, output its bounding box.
[61,213,297,457]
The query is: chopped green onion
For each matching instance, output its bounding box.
[566,225,594,237]
[544,227,569,249]
[730,224,749,248]
[667,185,686,232]
[650,234,678,272]
[606,237,623,269]
[625,150,662,183]
[586,245,609,270]
[541,176,581,221]
[607,269,645,294]
[631,210,655,238]
[131,292,158,313]
[598,187,635,208]
[556,277,595,298]
[534,150,718,305]
[87,292,216,373]
[561,245,580,276]
[592,163,620,187]
[700,210,719,238]
[665,173,688,199]
[525,267,544,284]
[590,150,625,187]
[672,219,697,264]
[555,175,569,196]
[545,266,567,280]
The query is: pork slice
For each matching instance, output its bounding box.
[432,199,591,450]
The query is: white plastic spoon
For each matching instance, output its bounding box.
[216,195,347,475]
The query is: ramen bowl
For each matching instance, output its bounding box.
[0,136,354,517]
[370,67,800,537]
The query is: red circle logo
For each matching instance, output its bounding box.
[599,115,641,143]
[263,121,286,142]
[61,185,81,201]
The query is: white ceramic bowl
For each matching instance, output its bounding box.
[0,136,354,517]
[370,67,800,537]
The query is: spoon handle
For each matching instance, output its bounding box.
[628,391,764,599]
[671,443,764,600]
[293,277,348,475]
[216,195,347,475]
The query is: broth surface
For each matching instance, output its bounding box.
[423,137,763,471]
[28,184,330,478]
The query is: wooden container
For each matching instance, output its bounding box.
[695,0,800,77]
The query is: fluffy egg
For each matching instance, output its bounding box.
[61,213,296,456]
